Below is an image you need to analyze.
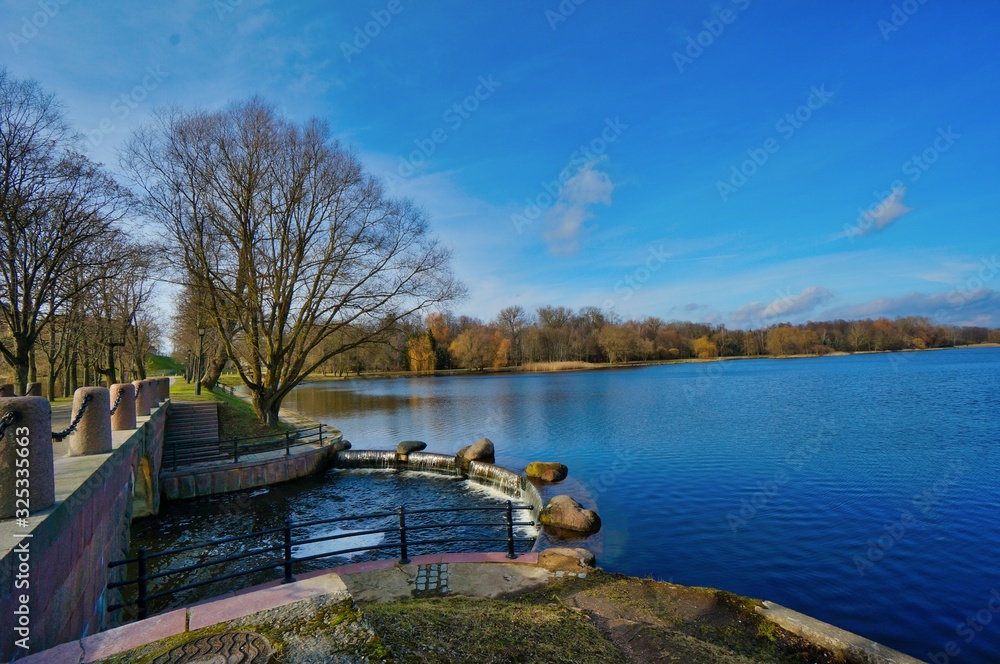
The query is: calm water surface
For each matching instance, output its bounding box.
[280,348,1000,661]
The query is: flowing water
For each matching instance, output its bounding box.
[275,347,1000,661]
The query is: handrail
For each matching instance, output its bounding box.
[107,501,535,621]
[165,424,327,470]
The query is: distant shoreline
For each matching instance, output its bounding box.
[288,342,1000,384]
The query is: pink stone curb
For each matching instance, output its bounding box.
[17,552,538,663]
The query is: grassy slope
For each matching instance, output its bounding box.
[363,572,850,664]
[169,379,290,439]
[146,354,184,375]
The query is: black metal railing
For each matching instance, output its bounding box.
[165,424,327,470]
[107,502,535,621]
[212,383,238,397]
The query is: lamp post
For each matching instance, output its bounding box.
[185,349,192,383]
[108,332,125,387]
[196,326,206,395]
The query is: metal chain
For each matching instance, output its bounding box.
[52,394,92,441]
[109,388,124,416]
[0,411,18,444]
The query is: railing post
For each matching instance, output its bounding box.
[318,424,323,446]
[137,547,149,620]
[233,437,239,463]
[282,520,295,584]
[506,500,517,559]
[285,430,291,456]
[398,505,410,564]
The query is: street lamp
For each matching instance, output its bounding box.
[108,332,125,387]
[196,326,206,395]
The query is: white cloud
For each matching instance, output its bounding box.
[821,289,1000,327]
[543,162,614,255]
[846,185,913,239]
[732,286,836,324]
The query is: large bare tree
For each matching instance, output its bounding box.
[123,98,462,424]
[0,69,132,392]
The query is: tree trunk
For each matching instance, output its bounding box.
[200,354,227,391]
[249,387,282,426]
[69,352,79,394]
[29,349,37,383]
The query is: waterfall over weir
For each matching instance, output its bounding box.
[333,450,544,527]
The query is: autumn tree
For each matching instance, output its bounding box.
[692,335,718,359]
[123,98,462,424]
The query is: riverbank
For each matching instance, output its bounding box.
[216,342,999,386]
[26,554,920,663]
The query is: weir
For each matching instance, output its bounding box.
[333,450,545,523]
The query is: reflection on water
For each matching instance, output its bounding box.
[281,349,1000,661]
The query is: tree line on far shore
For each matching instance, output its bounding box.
[307,307,1000,375]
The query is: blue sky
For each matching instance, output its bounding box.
[3,0,998,327]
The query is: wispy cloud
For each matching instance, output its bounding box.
[840,185,913,240]
[732,286,836,324]
[543,161,614,255]
[821,289,1000,327]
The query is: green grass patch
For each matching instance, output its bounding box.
[169,379,290,439]
[146,354,184,375]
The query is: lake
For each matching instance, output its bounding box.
[280,348,1000,661]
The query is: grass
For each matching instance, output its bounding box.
[169,378,290,439]
[365,595,624,664]
[146,354,184,375]
[363,573,850,663]
[521,361,600,372]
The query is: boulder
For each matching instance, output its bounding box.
[526,461,568,483]
[458,437,495,463]
[538,547,596,571]
[397,440,427,455]
[539,495,601,535]
[331,440,352,453]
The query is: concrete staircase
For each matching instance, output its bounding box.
[165,402,220,446]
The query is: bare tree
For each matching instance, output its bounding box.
[123,98,462,424]
[0,69,132,392]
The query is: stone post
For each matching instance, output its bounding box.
[133,379,151,416]
[0,396,55,519]
[110,383,137,431]
[158,377,170,401]
[146,379,161,409]
[25,382,42,397]
[0,384,13,397]
[67,387,112,456]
